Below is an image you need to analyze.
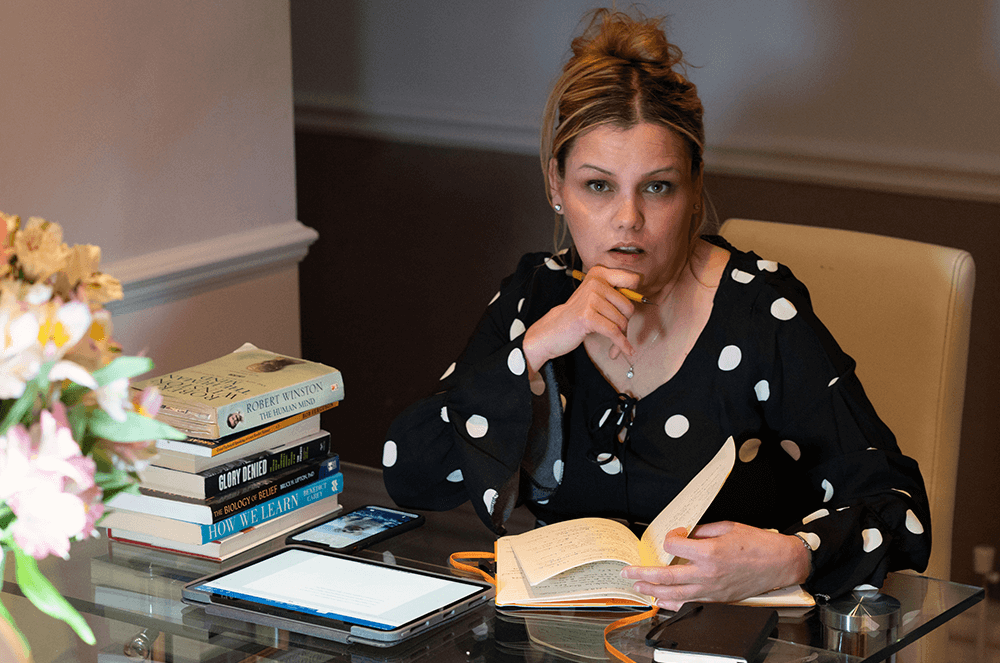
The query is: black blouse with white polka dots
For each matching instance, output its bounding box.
[383,236,931,598]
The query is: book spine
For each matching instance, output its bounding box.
[210,403,334,456]
[201,432,332,498]
[207,454,340,522]
[201,472,343,544]
[215,370,344,437]
[156,401,334,455]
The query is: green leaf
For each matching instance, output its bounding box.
[0,380,40,435]
[12,545,95,645]
[89,409,186,442]
[95,467,139,499]
[91,355,153,386]
[0,547,30,653]
[65,404,91,448]
[60,382,89,405]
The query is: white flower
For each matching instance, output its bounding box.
[25,282,54,305]
[0,305,42,398]
[96,376,131,423]
[49,359,98,389]
[37,300,91,360]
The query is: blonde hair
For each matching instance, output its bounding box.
[541,9,708,247]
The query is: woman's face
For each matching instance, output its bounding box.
[549,122,702,296]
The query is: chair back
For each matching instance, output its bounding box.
[720,218,975,581]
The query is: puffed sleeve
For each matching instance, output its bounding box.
[751,263,932,598]
[383,253,566,534]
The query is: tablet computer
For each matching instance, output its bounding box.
[182,546,494,647]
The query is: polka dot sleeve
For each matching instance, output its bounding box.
[383,253,567,534]
[748,261,931,597]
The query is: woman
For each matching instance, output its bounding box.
[383,9,930,607]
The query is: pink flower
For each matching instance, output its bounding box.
[0,425,37,501]
[132,385,163,419]
[8,486,87,559]
[74,484,105,540]
[1,406,101,559]
[101,386,164,471]
[28,407,92,489]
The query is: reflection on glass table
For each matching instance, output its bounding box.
[1,463,984,662]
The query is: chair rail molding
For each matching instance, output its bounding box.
[295,93,1000,205]
[294,92,540,156]
[103,220,319,316]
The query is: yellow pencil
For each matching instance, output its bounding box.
[569,269,650,304]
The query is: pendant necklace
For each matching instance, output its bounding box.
[616,260,686,379]
[624,329,662,379]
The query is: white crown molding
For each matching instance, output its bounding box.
[103,220,319,316]
[295,94,1000,205]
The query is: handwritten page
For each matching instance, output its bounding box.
[496,539,648,606]
[505,518,642,587]
[638,437,736,566]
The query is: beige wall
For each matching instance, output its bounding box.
[1,3,304,656]
[0,0,306,370]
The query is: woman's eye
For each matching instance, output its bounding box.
[587,180,610,193]
[645,181,673,194]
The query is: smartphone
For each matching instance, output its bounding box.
[286,505,425,553]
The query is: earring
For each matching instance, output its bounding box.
[693,203,702,212]
[554,204,562,213]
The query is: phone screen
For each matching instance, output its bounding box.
[289,506,421,550]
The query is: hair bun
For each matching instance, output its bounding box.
[571,9,684,72]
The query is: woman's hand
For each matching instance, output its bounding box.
[522,266,641,378]
[621,522,811,610]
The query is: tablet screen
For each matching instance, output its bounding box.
[191,549,485,631]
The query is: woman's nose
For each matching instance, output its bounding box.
[615,195,643,231]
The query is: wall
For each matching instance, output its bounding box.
[292,0,1000,203]
[1,0,312,371]
[1,3,306,658]
[291,1,1000,587]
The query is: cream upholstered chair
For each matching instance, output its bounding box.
[720,218,975,582]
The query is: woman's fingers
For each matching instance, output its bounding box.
[524,268,639,369]
[522,265,646,375]
[620,523,811,606]
[587,264,643,293]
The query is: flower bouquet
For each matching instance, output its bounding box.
[0,211,185,653]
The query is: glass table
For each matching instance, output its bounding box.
[2,463,984,662]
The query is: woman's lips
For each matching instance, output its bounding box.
[610,246,644,255]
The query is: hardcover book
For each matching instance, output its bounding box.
[111,447,339,523]
[142,430,333,499]
[102,472,343,544]
[495,438,813,609]
[154,403,334,458]
[106,496,343,561]
[133,344,344,439]
[149,415,323,474]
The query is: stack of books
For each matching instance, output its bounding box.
[101,344,346,561]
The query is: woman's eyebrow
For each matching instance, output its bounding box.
[578,164,681,177]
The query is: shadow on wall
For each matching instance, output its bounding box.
[295,133,553,469]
